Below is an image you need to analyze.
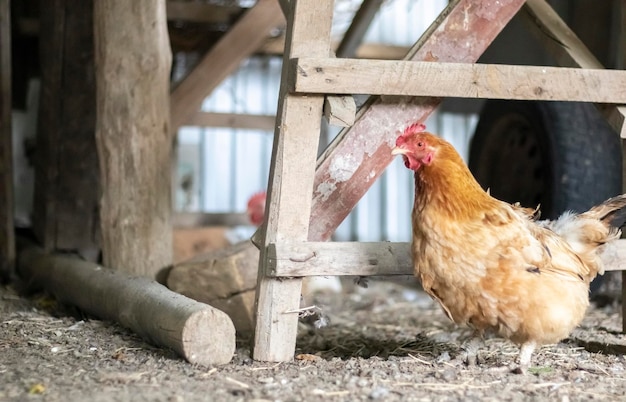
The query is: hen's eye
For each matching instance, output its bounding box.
[417,141,424,148]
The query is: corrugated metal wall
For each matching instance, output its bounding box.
[176,0,479,242]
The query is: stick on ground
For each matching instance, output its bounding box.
[17,244,235,366]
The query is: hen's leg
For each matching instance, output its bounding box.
[513,341,537,374]
[462,333,483,366]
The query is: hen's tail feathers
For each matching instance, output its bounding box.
[586,194,626,229]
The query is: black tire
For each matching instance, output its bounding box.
[469,100,622,292]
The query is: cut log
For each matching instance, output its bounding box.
[168,240,259,333]
[17,244,235,366]
[94,0,172,277]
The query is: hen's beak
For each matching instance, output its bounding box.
[391,147,407,156]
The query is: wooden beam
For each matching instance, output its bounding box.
[18,243,236,366]
[173,212,249,228]
[260,37,410,59]
[33,0,100,253]
[289,57,626,103]
[0,0,14,280]
[170,0,285,133]
[308,0,526,242]
[521,0,626,137]
[94,0,172,278]
[253,0,333,362]
[187,111,276,131]
[268,242,411,277]
[336,0,384,58]
[267,240,626,277]
[619,0,626,333]
[166,2,242,24]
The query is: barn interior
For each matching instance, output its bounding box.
[1,0,626,399]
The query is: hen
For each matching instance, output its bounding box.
[391,123,626,372]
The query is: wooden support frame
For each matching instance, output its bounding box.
[0,0,14,280]
[267,239,626,278]
[289,57,626,103]
[253,0,626,361]
[253,0,334,362]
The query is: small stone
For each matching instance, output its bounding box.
[369,386,389,399]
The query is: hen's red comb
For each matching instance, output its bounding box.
[402,122,426,136]
[247,191,266,208]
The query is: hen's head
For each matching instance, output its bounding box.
[247,191,266,227]
[391,123,443,171]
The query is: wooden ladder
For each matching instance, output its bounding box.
[253,0,626,362]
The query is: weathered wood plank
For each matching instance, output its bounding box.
[253,0,334,362]
[309,0,526,242]
[33,0,100,254]
[290,57,626,103]
[0,0,14,280]
[324,96,356,127]
[94,0,172,277]
[172,211,249,228]
[521,0,626,137]
[170,0,284,132]
[187,111,276,131]
[260,37,410,60]
[268,239,626,277]
[619,0,626,333]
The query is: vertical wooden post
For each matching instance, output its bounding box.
[253,0,334,362]
[616,0,626,333]
[33,0,100,256]
[94,0,173,278]
[0,0,14,280]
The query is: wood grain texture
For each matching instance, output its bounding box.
[308,0,527,242]
[94,0,172,277]
[266,239,626,277]
[170,0,284,132]
[291,57,626,103]
[253,0,334,362]
[33,0,100,253]
[0,0,14,279]
[187,112,276,131]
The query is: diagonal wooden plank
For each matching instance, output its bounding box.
[307,0,527,242]
[290,57,626,103]
[336,0,384,58]
[521,0,626,137]
[170,0,285,132]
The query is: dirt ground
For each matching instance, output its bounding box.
[1,273,626,402]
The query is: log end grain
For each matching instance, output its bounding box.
[181,307,236,366]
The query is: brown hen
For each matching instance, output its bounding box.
[392,123,626,372]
